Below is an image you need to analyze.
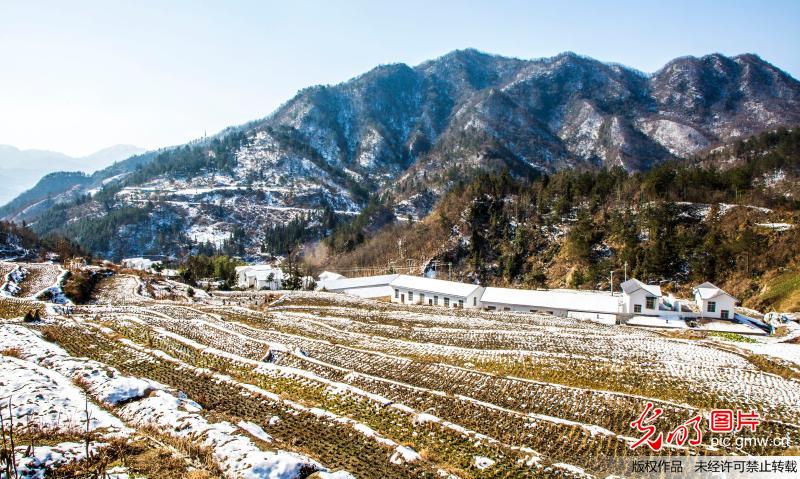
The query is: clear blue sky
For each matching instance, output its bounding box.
[1,0,798,157]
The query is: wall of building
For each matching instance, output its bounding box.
[480,302,569,316]
[696,295,736,319]
[623,289,660,315]
[391,287,481,309]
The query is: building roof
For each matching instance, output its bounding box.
[237,264,278,273]
[481,287,621,314]
[254,269,283,281]
[390,275,482,298]
[318,271,345,281]
[620,279,662,297]
[693,282,737,301]
[323,274,399,291]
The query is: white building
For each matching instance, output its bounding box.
[620,279,662,315]
[316,271,345,290]
[480,287,621,321]
[121,257,161,271]
[236,265,283,290]
[322,274,399,299]
[693,282,737,319]
[389,275,484,309]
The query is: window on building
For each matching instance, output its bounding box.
[503,307,511,311]
[634,304,642,313]
[420,293,425,304]
[408,291,413,302]
[487,306,496,311]
[708,301,716,313]
[444,297,450,307]
[428,298,433,305]
[473,297,477,306]
[721,310,730,320]
[646,297,656,309]
[434,296,438,305]
[458,299,464,308]
[394,289,399,299]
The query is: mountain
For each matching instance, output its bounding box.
[3,50,799,260]
[323,128,800,311]
[0,144,145,206]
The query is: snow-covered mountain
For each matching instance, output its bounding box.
[3,50,799,259]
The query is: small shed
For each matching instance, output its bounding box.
[693,282,737,320]
[620,279,662,315]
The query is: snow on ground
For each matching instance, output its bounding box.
[722,322,800,368]
[120,389,324,479]
[474,455,496,470]
[0,325,333,479]
[238,420,274,443]
[0,355,128,435]
[0,263,26,296]
[8,441,107,479]
[735,342,800,368]
[187,223,232,247]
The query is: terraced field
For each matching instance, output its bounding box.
[2,268,800,478]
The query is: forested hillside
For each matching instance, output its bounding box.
[0,221,85,261]
[322,128,800,311]
[3,50,799,261]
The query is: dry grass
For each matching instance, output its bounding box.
[0,347,24,358]
[746,353,800,381]
[127,448,189,479]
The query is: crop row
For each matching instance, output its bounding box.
[37,323,440,479]
[92,318,588,478]
[205,304,800,424]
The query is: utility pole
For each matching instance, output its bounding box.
[623,261,628,283]
[610,270,614,294]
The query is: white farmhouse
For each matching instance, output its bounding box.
[693,282,737,319]
[322,274,399,299]
[236,265,283,290]
[121,257,161,271]
[389,275,484,309]
[480,287,621,321]
[620,279,662,315]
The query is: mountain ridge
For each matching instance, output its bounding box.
[3,49,799,260]
[0,144,146,206]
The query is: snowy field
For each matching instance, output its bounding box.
[1,264,799,478]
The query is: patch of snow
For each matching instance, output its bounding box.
[474,456,495,470]
[238,420,274,443]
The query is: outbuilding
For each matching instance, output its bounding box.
[236,265,283,289]
[693,282,737,319]
[620,279,662,315]
[389,275,484,309]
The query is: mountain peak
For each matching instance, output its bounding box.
[4,50,800,259]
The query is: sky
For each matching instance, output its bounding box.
[1,0,798,158]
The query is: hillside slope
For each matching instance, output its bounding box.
[4,50,799,260]
[323,128,800,311]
